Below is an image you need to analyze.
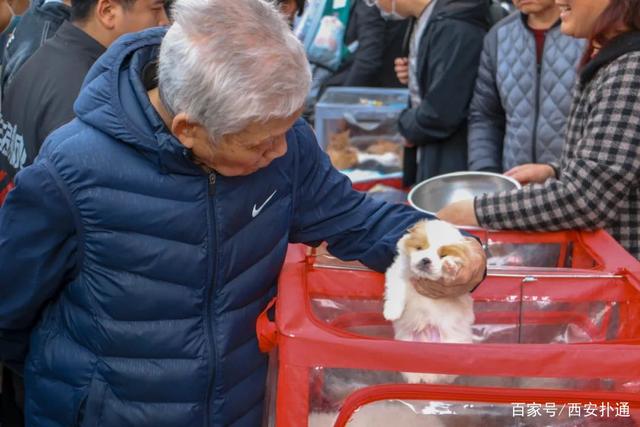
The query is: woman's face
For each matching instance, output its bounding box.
[556,0,611,38]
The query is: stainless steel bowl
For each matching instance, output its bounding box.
[408,171,521,215]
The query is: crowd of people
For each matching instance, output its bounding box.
[0,0,636,425]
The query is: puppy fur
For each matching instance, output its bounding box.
[383,220,475,384]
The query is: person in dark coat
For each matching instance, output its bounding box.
[0,0,71,96]
[324,0,409,89]
[371,0,489,186]
[0,0,169,204]
[438,0,640,260]
[0,1,486,426]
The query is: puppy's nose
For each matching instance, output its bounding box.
[418,258,432,271]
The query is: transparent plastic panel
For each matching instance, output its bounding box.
[487,243,563,268]
[328,399,638,427]
[483,238,599,271]
[307,368,639,420]
[320,125,404,182]
[309,297,626,344]
[314,87,409,182]
[262,349,279,427]
[317,87,410,108]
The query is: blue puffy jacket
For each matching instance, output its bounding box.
[0,27,430,426]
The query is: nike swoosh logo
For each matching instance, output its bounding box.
[252,190,277,218]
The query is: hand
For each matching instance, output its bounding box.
[411,238,486,298]
[436,199,479,227]
[394,57,409,85]
[504,163,555,185]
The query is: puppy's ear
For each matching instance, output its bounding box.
[438,242,467,260]
[406,222,421,235]
[403,222,429,253]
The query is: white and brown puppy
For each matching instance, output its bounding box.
[384,220,475,384]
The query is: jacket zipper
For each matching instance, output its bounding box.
[531,32,547,164]
[204,172,217,427]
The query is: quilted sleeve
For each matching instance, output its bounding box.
[475,54,640,231]
[0,159,79,371]
[468,28,505,172]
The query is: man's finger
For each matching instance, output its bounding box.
[420,289,446,299]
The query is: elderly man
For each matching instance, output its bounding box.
[0,0,485,426]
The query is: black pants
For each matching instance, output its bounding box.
[1,366,24,427]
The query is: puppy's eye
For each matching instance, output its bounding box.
[415,246,423,250]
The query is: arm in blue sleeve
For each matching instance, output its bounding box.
[289,122,434,272]
[0,160,78,371]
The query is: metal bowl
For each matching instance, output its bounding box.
[408,171,521,215]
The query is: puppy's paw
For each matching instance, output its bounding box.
[383,300,404,321]
[442,256,462,279]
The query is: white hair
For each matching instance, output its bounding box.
[158,0,311,139]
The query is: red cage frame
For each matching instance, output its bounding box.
[259,224,640,427]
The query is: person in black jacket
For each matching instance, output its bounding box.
[371,0,488,186]
[0,0,170,205]
[325,0,408,89]
[0,0,71,97]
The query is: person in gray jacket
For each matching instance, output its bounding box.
[467,0,584,184]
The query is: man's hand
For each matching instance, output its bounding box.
[504,163,555,185]
[411,237,486,298]
[394,57,409,85]
[436,199,479,227]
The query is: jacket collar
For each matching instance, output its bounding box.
[53,21,105,64]
[75,27,204,176]
[580,31,640,85]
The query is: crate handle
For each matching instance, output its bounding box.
[343,112,387,131]
[256,297,279,353]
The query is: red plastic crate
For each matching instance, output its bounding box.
[258,229,640,426]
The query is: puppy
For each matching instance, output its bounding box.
[327,130,359,170]
[327,147,359,169]
[383,220,475,384]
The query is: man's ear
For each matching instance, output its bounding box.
[95,0,120,30]
[171,113,199,149]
